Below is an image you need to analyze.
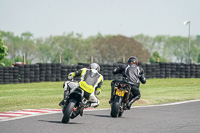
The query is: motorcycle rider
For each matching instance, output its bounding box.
[109,56,146,109]
[59,63,103,108]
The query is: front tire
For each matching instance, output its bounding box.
[62,99,76,123]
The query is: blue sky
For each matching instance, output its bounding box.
[1,0,200,38]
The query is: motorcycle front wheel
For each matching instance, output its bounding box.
[62,99,77,123]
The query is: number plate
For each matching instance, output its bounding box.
[115,89,125,96]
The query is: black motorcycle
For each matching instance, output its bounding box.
[110,81,132,117]
[62,81,89,123]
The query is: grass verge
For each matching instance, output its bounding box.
[0,78,200,112]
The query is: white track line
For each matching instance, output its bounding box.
[84,99,200,111]
[134,99,200,108]
[1,99,200,122]
[0,109,61,122]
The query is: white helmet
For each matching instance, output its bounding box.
[89,63,100,72]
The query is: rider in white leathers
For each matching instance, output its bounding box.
[59,63,103,108]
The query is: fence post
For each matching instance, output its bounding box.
[156,57,160,63]
[23,55,26,64]
[91,56,93,63]
[60,55,62,63]
[60,52,62,63]
[123,56,125,63]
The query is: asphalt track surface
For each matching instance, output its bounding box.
[1,100,200,133]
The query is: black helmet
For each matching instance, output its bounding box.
[127,56,138,65]
[89,63,100,72]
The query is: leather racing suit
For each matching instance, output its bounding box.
[62,68,103,108]
[110,63,146,109]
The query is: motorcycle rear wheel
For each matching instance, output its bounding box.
[62,99,77,123]
[111,101,120,117]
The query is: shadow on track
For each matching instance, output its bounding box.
[85,114,111,118]
[38,120,83,124]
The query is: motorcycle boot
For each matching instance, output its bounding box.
[91,102,99,108]
[59,90,69,107]
[59,97,68,107]
[85,99,100,108]
[84,101,91,108]
[127,95,140,109]
[59,100,64,107]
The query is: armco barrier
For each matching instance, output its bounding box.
[0,63,200,84]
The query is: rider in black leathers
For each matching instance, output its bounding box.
[109,56,146,109]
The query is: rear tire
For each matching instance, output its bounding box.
[62,99,76,123]
[111,101,120,117]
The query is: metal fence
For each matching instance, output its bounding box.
[0,63,200,84]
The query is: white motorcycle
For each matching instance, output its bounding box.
[60,80,90,123]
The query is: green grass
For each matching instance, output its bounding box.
[0,79,200,112]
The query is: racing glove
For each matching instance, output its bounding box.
[95,88,101,95]
[68,72,75,79]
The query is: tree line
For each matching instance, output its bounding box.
[0,30,200,66]
[134,34,200,63]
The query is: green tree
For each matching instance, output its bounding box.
[0,34,7,60]
[0,31,22,59]
[0,58,12,66]
[134,34,200,63]
[0,33,8,66]
[2,29,200,64]
[165,36,188,63]
[36,42,52,63]
[149,51,167,63]
[20,32,36,63]
[14,56,31,64]
[198,54,200,63]
[35,32,94,64]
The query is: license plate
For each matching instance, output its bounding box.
[115,89,125,96]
